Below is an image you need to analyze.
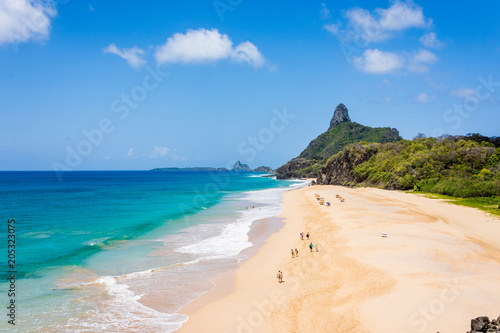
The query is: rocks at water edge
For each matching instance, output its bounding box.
[466,315,500,332]
[253,166,274,173]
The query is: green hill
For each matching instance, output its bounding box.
[298,121,401,160]
[317,136,500,198]
[276,103,402,179]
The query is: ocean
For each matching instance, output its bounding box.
[0,171,304,332]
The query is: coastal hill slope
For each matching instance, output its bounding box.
[276,103,402,179]
[316,136,500,197]
[298,103,401,160]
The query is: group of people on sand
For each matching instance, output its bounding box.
[279,232,320,283]
[300,232,318,252]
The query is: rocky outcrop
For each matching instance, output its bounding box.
[466,315,500,332]
[254,166,274,173]
[329,103,351,129]
[316,143,378,186]
[276,158,317,179]
[232,161,251,172]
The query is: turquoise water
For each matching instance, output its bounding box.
[0,171,301,332]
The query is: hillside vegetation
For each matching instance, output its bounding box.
[318,136,500,198]
[298,122,402,159]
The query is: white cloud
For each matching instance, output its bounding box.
[150,146,170,159]
[407,49,438,72]
[127,148,134,157]
[419,32,443,48]
[328,0,430,43]
[376,0,429,31]
[320,3,331,20]
[231,41,264,68]
[0,0,57,44]
[103,44,147,68]
[451,87,476,98]
[353,48,438,74]
[416,92,436,103]
[324,23,340,35]
[155,28,265,68]
[353,49,404,74]
[416,92,429,103]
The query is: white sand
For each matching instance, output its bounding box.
[178,186,500,332]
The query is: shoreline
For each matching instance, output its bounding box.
[177,185,500,332]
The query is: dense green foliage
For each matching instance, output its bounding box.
[298,122,402,159]
[347,137,500,197]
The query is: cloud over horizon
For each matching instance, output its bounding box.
[155,28,265,68]
[0,0,57,44]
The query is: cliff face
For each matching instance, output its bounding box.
[316,143,378,185]
[275,159,320,179]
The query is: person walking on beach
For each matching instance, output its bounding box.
[306,232,310,240]
[295,248,299,257]
[300,232,304,240]
[277,271,283,283]
[309,243,314,252]
[291,249,295,258]
[315,244,319,252]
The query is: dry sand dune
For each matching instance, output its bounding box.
[178,186,500,333]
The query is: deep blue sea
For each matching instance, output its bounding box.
[0,171,304,332]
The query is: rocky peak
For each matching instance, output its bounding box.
[329,103,351,129]
[232,161,251,172]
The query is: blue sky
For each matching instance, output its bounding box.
[1,0,499,171]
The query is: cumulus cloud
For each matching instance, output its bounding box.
[103,44,147,68]
[231,41,265,68]
[353,49,404,74]
[450,87,476,98]
[376,0,429,31]
[419,32,443,48]
[407,49,438,72]
[353,48,438,74]
[326,0,430,43]
[0,0,57,44]
[155,28,266,68]
[150,146,170,159]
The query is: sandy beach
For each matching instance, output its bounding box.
[178,185,500,333]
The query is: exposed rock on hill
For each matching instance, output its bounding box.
[329,103,351,128]
[232,161,252,172]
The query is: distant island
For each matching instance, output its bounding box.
[151,161,274,173]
